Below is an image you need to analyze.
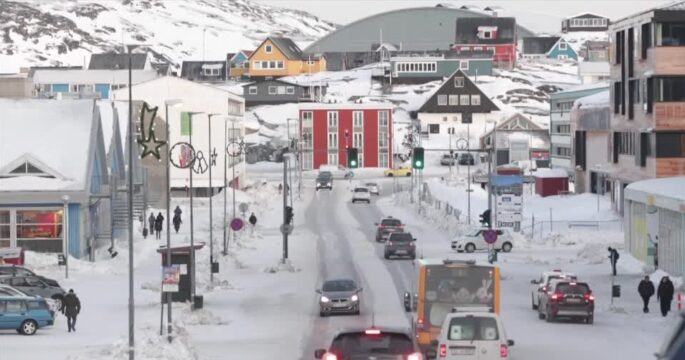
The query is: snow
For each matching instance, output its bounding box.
[534,168,569,178]
[575,89,610,109]
[558,80,610,94]
[625,176,685,202]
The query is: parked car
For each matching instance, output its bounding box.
[0,284,59,313]
[656,310,685,360]
[530,270,577,310]
[351,187,371,204]
[0,276,66,311]
[384,167,412,177]
[316,171,333,191]
[314,327,425,360]
[0,265,60,287]
[316,279,363,317]
[375,216,404,242]
[384,232,416,260]
[538,279,594,324]
[451,228,514,253]
[458,153,475,165]
[440,154,456,166]
[435,309,514,360]
[0,296,54,335]
[365,182,379,195]
[319,165,353,179]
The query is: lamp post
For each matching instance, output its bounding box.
[207,113,221,283]
[61,195,69,279]
[594,164,603,213]
[223,116,228,255]
[163,99,182,342]
[486,119,497,229]
[186,111,204,305]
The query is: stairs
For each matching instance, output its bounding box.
[112,190,146,230]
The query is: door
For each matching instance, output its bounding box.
[25,277,50,298]
[477,317,502,360]
[1,299,27,329]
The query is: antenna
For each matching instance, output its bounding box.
[371,311,375,328]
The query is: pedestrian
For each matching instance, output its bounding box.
[278,183,283,195]
[638,275,655,313]
[63,289,81,332]
[174,205,182,218]
[249,212,257,233]
[657,276,675,317]
[148,213,155,238]
[154,212,164,240]
[172,213,182,233]
[608,247,619,276]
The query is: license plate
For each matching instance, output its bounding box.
[333,302,347,307]
[451,348,475,356]
[566,298,581,303]
[396,250,407,254]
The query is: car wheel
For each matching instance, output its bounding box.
[586,315,594,324]
[465,243,476,253]
[355,309,361,316]
[410,253,416,260]
[384,252,390,259]
[319,311,326,317]
[538,311,545,319]
[406,173,411,177]
[387,173,394,177]
[52,295,63,312]
[532,294,538,310]
[502,242,513,253]
[20,320,37,335]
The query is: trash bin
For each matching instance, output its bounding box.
[157,243,206,303]
[612,284,621,298]
[193,295,204,310]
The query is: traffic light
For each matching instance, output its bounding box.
[479,209,491,227]
[347,147,359,168]
[412,147,424,169]
[285,206,294,225]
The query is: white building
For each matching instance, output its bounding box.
[578,61,610,85]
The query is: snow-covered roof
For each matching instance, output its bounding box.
[0,99,96,191]
[578,61,610,75]
[574,89,609,109]
[554,81,609,95]
[534,168,569,178]
[625,177,685,211]
[32,69,159,85]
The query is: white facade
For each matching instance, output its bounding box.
[112,76,246,190]
[578,62,610,85]
[418,112,499,146]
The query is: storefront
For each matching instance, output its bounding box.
[0,207,65,253]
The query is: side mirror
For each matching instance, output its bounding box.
[314,349,326,359]
[507,339,515,347]
[357,287,363,293]
[530,279,538,285]
[413,238,417,242]
[315,289,322,294]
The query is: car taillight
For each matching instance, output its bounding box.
[408,352,423,360]
[417,317,427,330]
[323,353,337,360]
[500,344,509,358]
[541,286,547,292]
[551,292,563,301]
[584,293,595,302]
[439,344,447,358]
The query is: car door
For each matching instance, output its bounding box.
[25,277,49,298]
[473,231,487,250]
[477,317,501,360]
[1,299,27,329]
[10,277,33,296]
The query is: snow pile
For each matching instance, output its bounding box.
[264,259,301,274]
[577,243,611,265]
[176,308,230,326]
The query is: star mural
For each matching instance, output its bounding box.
[136,103,166,160]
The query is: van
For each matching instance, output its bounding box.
[434,310,514,360]
[0,296,54,335]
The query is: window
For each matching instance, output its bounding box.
[448,317,499,341]
[471,95,481,106]
[328,111,339,128]
[277,86,286,95]
[460,60,469,70]
[656,22,685,46]
[378,133,389,148]
[459,95,470,105]
[483,31,492,39]
[655,77,685,102]
[4,300,27,313]
[328,133,338,149]
[378,111,389,127]
[253,61,261,69]
[248,86,257,95]
[641,23,651,59]
[353,133,363,148]
[454,77,465,88]
[461,47,470,51]
[429,124,440,134]
[265,44,272,53]
[559,41,567,50]
[0,210,9,248]
[268,86,277,95]
[261,61,269,69]
[655,132,685,158]
[14,209,64,252]
[554,146,572,157]
[269,61,276,69]
[327,153,338,166]
[616,132,637,156]
[277,61,284,69]
[555,124,571,134]
[379,153,389,168]
[437,95,448,106]
[301,111,313,127]
[4,161,53,178]
[555,101,573,112]
[474,47,483,51]
[353,111,363,127]
[449,95,460,106]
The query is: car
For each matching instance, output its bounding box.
[316,279,363,317]
[316,171,333,190]
[440,154,456,166]
[530,270,577,310]
[435,309,514,360]
[451,228,514,253]
[538,279,594,324]
[0,284,59,314]
[0,275,66,311]
[319,165,353,179]
[314,327,426,360]
[0,265,61,287]
[656,310,685,360]
[457,153,475,165]
[384,232,416,260]
[365,182,379,195]
[351,187,371,204]
[384,167,412,177]
[0,295,54,335]
[375,216,404,242]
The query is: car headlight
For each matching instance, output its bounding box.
[320,296,330,303]
[327,182,331,186]
[350,295,359,302]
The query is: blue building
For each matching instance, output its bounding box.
[32,69,159,100]
[522,36,578,61]
[547,38,578,60]
[378,52,493,85]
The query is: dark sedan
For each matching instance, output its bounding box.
[384,232,416,260]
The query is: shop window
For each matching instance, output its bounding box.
[15,210,64,253]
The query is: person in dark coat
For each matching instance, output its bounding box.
[638,276,655,313]
[174,206,182,217]
[147,213,155,238]
[63,289,81,332]
[172,214,182,233]
[608,247,619,276]
[657,276,675,317]
[248,212,257,233]
[154,212,164,239]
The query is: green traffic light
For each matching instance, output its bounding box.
[415,160,422,167]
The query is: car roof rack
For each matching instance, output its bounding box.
[451,305,494,313]
[443,259,476,265]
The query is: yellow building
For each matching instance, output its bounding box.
[248,37,326,78]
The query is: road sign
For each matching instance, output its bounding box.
[239,202,249,213]
[482,229,498,244]
[280,224,293,235]
[456,138,468,150]
[230,218,244,231]
[496,212,522,222]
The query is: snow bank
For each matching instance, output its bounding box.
[534,168,569,178]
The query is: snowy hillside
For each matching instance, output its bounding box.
[0,0,337,72]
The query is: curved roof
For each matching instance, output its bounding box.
[304,7,534,53]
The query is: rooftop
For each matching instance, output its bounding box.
[626,176,685,203]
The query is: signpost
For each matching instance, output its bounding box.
[280,224,294,235]
[230,218,244,232]
[239,202,249,218]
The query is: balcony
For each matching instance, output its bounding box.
[649,47,685,75]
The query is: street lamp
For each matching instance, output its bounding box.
[61,195,69,279]
[207,113,221,283]
[186,111,203,306]
[594,164,604,213]
[485,119,498,229]
[163,98,182,342]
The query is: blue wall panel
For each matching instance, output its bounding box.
[68,203,80,258]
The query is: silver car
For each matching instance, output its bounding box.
[0,275,66,311]
[316,279,363,317]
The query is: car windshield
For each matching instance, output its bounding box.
[330,332,414,356]
[323,280,357,292]
[365,183,377,187]
[389,233,413,242]
[381,219,402,226]
[0,266,32,277]
[354,188,369,193]
[448,316,499,341]
[556,283,590,294]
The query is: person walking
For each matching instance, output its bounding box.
[657,276,675,317]
[278,183,283,195]
[638,276,655,313]
[147,213,155,239]
[172,213,182,233]
[154,212,164,240]
[63,289,81,332]
[608,247,620,276]
[248,212,257,233]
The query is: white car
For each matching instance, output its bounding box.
[530,270,577,310]
[351,187,371,204]
[365,182,379,195]
[451,228,514,253]
[435,308,514,360]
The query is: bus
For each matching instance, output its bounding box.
[405,259,501,352]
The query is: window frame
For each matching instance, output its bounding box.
[265,44,273,53]
[454,77,465,88]
[248,86,257,95]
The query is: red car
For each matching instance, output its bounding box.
[315,327,428,360]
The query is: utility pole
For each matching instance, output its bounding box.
[186,112,204,305]
[282,156,289,263]
[223,116,227,255]
[467,123,471,225]
[126,44,136,360]
[207,114,220,283]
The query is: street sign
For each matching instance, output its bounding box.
[239,202,249,213]
[230,217,244,231]
[496,212,522,222]
[280,224,293,235]
[482,229,498,244]
[456,138,468,150]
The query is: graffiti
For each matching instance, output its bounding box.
[192,150,209,174]
[210,147,218,166]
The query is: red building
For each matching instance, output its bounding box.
[534,168,570,197]
[452,17,517,69]
[298,103,394,170]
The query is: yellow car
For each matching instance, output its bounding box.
[384,167,412,177]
